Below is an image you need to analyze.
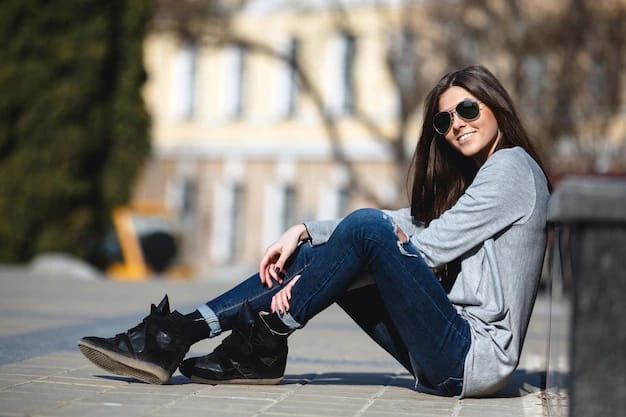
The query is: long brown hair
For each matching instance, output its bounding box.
[409,65,549,225]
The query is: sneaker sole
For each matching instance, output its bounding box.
[190,375,283,385]
[78,339,170,385]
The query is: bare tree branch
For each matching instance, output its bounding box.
[152,0,626,191]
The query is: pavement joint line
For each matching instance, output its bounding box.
[252,382,307,417]
[450,399,463,417]
[25,378,118,389]
[353,384,388,417]
[1,372,55,391]
[0,362,97,392]
[522,392,544,417]
[142,385,206,416]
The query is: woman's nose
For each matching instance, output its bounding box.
[451,113,465,130]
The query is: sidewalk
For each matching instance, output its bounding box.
[0,266,553,417]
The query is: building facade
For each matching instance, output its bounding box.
[134,0,626,275]
[136,1,420,274]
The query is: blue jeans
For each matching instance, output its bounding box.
[197,208,471,396]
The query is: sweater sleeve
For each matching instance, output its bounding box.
[412,149,537,267]
[302,218,342,246]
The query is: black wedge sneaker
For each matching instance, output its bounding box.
[179,301,289,385]
[78,295,192,384]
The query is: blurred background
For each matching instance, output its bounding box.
[1,0,625,280]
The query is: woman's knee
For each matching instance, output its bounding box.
[340,208,395,235]
[344,208,385,223]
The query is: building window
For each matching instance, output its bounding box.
[325,31,357,116]
[281,185,297,232]
[230,184,245,261]
[388,29,416,114]
[520,56,546,117]
[337,187,350,217]
[181,178,196,220]
[286,38,300,117]
[273,37,300,118]
[316,166,350,220]
[171,38,197,120]
[210,181,245,265]
[342,33,356,114]
[221,44,246,119]
[587,57,611,114]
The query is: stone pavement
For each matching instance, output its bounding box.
[0,265,554,417]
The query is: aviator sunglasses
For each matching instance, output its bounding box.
[433,99,483,135]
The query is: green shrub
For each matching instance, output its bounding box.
[0,0,153,265]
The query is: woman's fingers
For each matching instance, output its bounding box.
[273,247,292,280]
[259,244,282,287]
[271,275,301,314]
[271,290,289,314]
[261,225,305,287]
[272,264,284,285]
[270,293,277,313]
[259,254,271,287]
[274,287,290,313]
[259,266,268,287]
[278,290,290,313]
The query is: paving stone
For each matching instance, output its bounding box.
[364,398,455,415]
[32,401,160,417]
[148,409,257,417]
[0,269,552,417]
[0,391,60,415]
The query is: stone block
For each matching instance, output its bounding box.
[547,176,626,417]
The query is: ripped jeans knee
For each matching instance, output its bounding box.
[397,239,420,258]
[381,212,420,258]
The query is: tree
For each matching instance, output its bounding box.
[423,0,626,172]
[0,0,153,264]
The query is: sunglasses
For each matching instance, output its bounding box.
[433,99,482,135]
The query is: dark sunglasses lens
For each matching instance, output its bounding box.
[456,100,480,120]
[433,112,451,134]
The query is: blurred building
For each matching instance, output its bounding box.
[134,1,420,274]
[133,0,626,274]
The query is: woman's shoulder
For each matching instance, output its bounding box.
[486,146,530,167]
[477,147,527,179]
[482,147,545,179]
[481,147,549,204]
[475,147,549,200]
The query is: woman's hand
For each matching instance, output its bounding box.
[271,275,301,314]
[259,224,309,288]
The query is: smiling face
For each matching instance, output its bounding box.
[437,86,501,166]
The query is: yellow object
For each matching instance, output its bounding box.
[106,202,192,280]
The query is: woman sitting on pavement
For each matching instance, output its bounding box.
[78,64,551,398]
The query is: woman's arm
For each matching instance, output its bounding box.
[412,149,539,267]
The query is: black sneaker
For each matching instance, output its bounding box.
[78,295,191,384]
[179,301,288,385]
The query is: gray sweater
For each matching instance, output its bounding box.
[303,147,550,397]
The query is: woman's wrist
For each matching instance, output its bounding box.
[297,223,311,242]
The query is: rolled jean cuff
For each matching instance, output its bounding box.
[196,304,221,337]
[278,311,302,330]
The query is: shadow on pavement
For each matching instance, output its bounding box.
[89,369,549,398]
[494,369,546,397]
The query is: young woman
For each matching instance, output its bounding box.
[78,65,550,398]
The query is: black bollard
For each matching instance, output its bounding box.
[547,176,626,417]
